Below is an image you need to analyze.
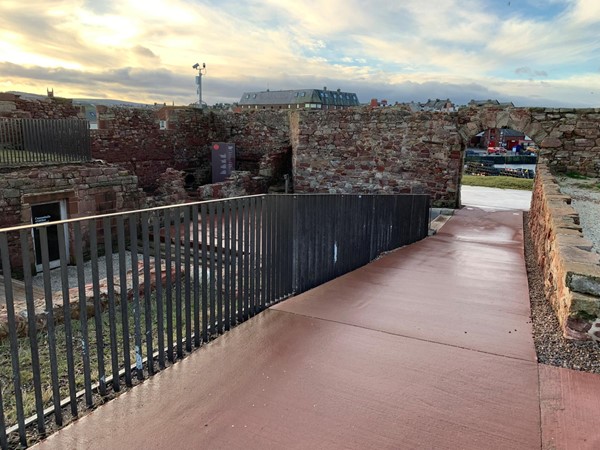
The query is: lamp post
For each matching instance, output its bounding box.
[192,62,206,108]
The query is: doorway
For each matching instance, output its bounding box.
[31,201,67,271]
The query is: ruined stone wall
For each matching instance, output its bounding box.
[291,108,463,208]
[91,107,290,192]
[0,161,146,270]
[528,108,600,176]
[0,94,81,119]
[215,110,291,182]
[92,106,215,191]
[529,163,600,341]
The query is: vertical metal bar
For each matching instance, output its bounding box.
[192,205,201,347]
[0,234,27,446]
[183,206,192,352]
[200,203,208,342]
[142,212,154,375]
[103,217,120,391]
[208,202,216,334]
[215,201,223,333]
[57,223,78,414]
[73,222,93,407]
[312,195,320,285]
[264,195,279,305]
[324,195,333,283]
[260,196,268,308]
[274,195,283,299]
[152,214,165,368]
[164,208,174,362]
[248,197,256,316]
[174,210,183,359]
[243,198,250,319]
[254,197,262,309]
[291,195,302,294]
[117,216,132,386]
[39,227,63,425]
[89,220,107,396]
[230,200,238,324]
[129,213,144,380]
[237,199,243,323]
[284,194,294,295]
[223,201,231,331]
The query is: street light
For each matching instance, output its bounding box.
[193,62,207,108]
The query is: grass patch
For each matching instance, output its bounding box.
[574,182,600,190]
[0,289,216,428]
[461,175,534,191]
[565,171,588,179]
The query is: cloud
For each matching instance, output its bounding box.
[0,0,599,107]
[133,45,159,59]
[515,67,548,78]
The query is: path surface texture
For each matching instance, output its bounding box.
[34,205,600,449]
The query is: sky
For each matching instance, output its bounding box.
[1,0,599,107]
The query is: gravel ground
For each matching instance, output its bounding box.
[557,175,600,255]
[523,212,600,373]
[31,252,133,293]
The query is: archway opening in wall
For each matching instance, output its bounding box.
[461,126,537,211]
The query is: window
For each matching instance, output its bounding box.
[245,94,250,99]
[252,94,257,98]
[159,120,167,130]
[300,92,306,97]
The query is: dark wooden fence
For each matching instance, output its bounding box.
[0,193,429,448]
[0,118,91,166]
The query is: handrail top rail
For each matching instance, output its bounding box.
[0,193,429,233]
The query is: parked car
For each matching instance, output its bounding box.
[486,146,505,155]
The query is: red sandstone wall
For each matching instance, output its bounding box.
[0,93,81,119]
[291,108,463,208]
[529,164,600,341]
[0,161,146,270]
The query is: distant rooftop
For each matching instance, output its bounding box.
[238,88,360,110]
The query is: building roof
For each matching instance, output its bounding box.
[239,89,360,107]
[468,99,515,108]
[500,128,525,137]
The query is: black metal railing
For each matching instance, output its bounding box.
[0,193,429,448]
[0,118,91,166]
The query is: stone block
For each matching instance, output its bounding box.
[569,292,600,318]
[555,234,594,251]
[2,189,20,199]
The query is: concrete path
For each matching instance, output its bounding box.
[33,207,600,449]
[461,185,532,211]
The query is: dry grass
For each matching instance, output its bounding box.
[461,175,534,191]
[0,290,201,428]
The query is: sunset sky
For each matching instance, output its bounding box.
[1,0,599,107]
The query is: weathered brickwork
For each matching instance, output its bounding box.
[0,93,80,119]
[291,106,600,207]
[291,109,463,207]
[529,164,600,341]
[196,171,269,200]
[0,161,146,270]
[91,106,291,192]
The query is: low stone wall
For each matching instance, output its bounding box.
[196,171,269,200]
[0,161,146,271]
[529,163,600,341]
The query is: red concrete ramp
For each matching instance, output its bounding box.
[34,208,544,449]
